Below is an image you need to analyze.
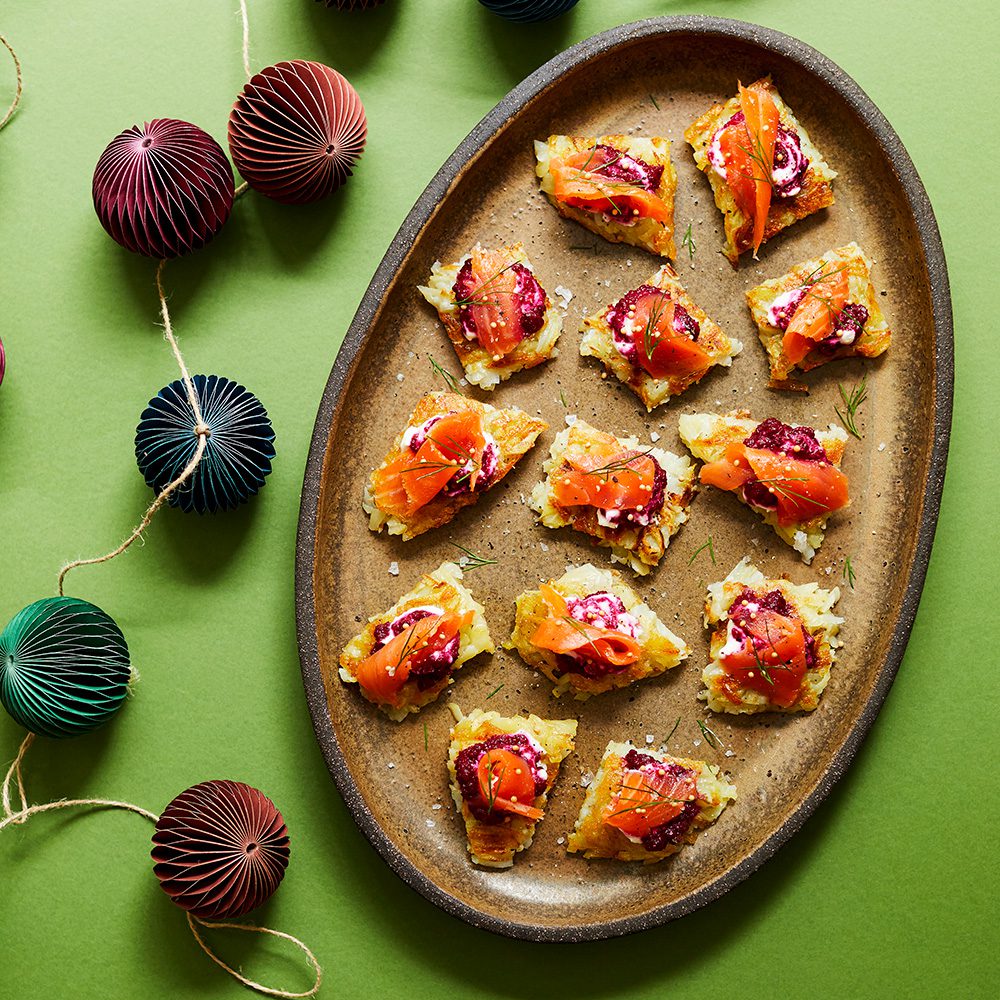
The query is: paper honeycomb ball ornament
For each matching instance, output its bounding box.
[0,597,131,739]
[478,0,580,22]
[92,119,235,258]
[152,780,290,919]
[134,374,276,515]
[228,60,367,204]
[316,0,384,8]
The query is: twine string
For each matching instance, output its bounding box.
[1,731,34,821]
[187,913,323,999]
[56,261,210,596]
[238,0,251,82]
[0,33,23,132]
[1,742,322,998]
[233,0,252,198]
[18,3,321,993]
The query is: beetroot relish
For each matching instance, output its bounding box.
[743,417,829,463]
[452,259,546,344]
[727,588,817,671]
[370,609,460,690]
[818,302,870,354]
[590,143,663,192]
[455,734,545,824]
[619,750,699,850]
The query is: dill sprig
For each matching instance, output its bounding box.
[835,372,868,439]
[453,259,521,308]
[569,146,626,214]
[451,542,497,572]
[485,683,504,701]
[429,356,464,396]
[559,390,567,408]
[752,475,828,511]
[399,459,463,482]
[738,616,799,686]
[801,262,847,289]
[649,94,660,110]
[393,614,442,672]
[734,101,776,190]
[556,613,605,658]
[665,717,681,743]
[641,292,670,361]
[688,536,716,566]
[481,751,502,814]
[843,555,856,590]
[423,722,429,752]
[696,719,721,749]
[401,431,481,488]
[584,448,654,481]
[608,776,691,818]
[681,221,696,262]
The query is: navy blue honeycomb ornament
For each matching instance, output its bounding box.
[0,597,131,739]
[478,0,580,23]
[135,374,275,514]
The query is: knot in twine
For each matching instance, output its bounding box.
[2,734,322,998]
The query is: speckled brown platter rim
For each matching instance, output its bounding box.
[295,15,953,942]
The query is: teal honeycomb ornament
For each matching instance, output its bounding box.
[0,597,131,739]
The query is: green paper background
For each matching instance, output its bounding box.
[0,1,995,997]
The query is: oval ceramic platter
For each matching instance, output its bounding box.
[296,17,952,941]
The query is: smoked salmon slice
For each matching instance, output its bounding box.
[604,764,697,839]
[716,82,780,255]
[531,582,640,668]
[530,618,640,667]
[550,151,671,224]
[700,442,849,525]
[551,431,658,513]
[624,290,711,379]
[462,247,523,359]
[371,410,489,518]
[782,268,849,362]
[719,606,807,707]
[355,610,472,706]
[477,747,544,821]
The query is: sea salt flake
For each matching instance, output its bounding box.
[554,285,574,309]
[565,414,578,426]
[650,431,660,442]
[388,561,400,576]
[580,771,594,788]
[425,819,436,828]
[645,734,655,744]
[396,373,404,382]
